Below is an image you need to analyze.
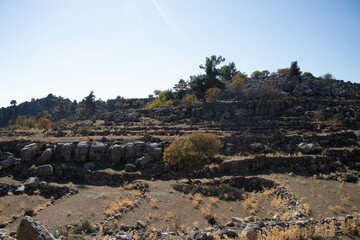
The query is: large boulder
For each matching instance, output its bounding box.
[74,142,90,162]
[111,144,125,163]
[89,142,107,162]
[0,156,15,168]
[38,148,53,164]
[17,216,56,240]
[36,164,53,176]
[61,143,74,162]
[297,142,315,154]
[134,142,145,157]
[146,143,162,160]
[24,177,40,188]
[125,143,136,161]
[241,223,260,240]
[20,143,38,161]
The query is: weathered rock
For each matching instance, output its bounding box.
[36,165,53,176]
[125,143,136,161]
[137,156,151,167]
[111,144,125,163]
[136,220,146,229]
[146,143,162,159]
[344,174,358,183]
[297,142,315,154]
[17,216,56,240]
[84,162,96,169]
[241,223,260,240]
[134,142,145,157]
[74,142,89,162]
[62,143,74,162]
[20,143,38,161]
[125,164,136,172]
[89,142,107,162]
[14,185,25,195]
[24,177,40,188]
[38,148,53,163]
[0,156,15,168]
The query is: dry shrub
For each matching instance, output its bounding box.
[163,133,222,167]
[260,84,281,99]
[205,88,224,102]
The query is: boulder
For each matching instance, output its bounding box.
[136,220,146,229]
[17,216,55,240]
[38,149,53,163]
[24,177,40,188]
[0,156,15,168]
[146,143,162,159]
[241,223,260,240]
[111,144,125,163]
[125,164,136,172]
[137,156,151,167]
[134,142,145,157]
[297,142,315,154]
[84,162,96,169]
[74,142,89,162]
[89,142,107,162]
[14,185,25,195]
[61,143,74,162]
[36,165,53,176]
[125,143,136,161]
[20,143,38,161]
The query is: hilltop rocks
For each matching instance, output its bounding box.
[74,142,89,162]
[89,142,107,161]
[24,177,40,188]
[38,148,53,163]
[17,216,55,240]
[20,143,38,161]
[111,144,125,163]
[35,164,53,176]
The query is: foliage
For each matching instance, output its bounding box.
[82,91,96,114]
[289,61,302,77]
[10,100,17,106]
[173,79,191,99]
[251,70,262,79]
[182,95,198,107]
[74,220,95,234]
[146,90,174,109]
[302,72,313,78]
[205,88,224,102]
[24,208,35,216]
[37,117,52,129]
[189,55,237,100]
[163,133,222,167]
[277,68,290,76]
[227,73,246,97]
[321,73,335,80]
[260,84,281,99]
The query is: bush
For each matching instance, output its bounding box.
[37,117,52,129]
[205,88,223,102]
[277,68,290,76]
[182,95,197,107]
[146,90,174,109]
[74,220,95,234]
[163,133,222,167]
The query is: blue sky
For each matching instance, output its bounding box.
[1,0,359,107]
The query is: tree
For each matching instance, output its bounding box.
[251,70,262,79]
[227,72,246,98]
[10,100,17,107]
[289,61,302,78]
[173,79,190,99]
[153,90,161,97]
[83,91,96,114]
[189,55,228,100]
[261,70,270,77]
[219,62,238,82]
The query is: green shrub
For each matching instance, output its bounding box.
[163,133,222,167]
[205,88,223,102]
[146,90,174,109]
[74,220,95,234]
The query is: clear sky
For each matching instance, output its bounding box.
[1,0,359,107]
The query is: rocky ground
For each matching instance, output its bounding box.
[1,76,360,239]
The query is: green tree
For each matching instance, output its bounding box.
[10,100,17,107]
[219,62,238,82]
[189,55,227,100]
[289,61,302,78]
[173,79,190,99]
[83,91,96,114]
[251,70,262,79]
